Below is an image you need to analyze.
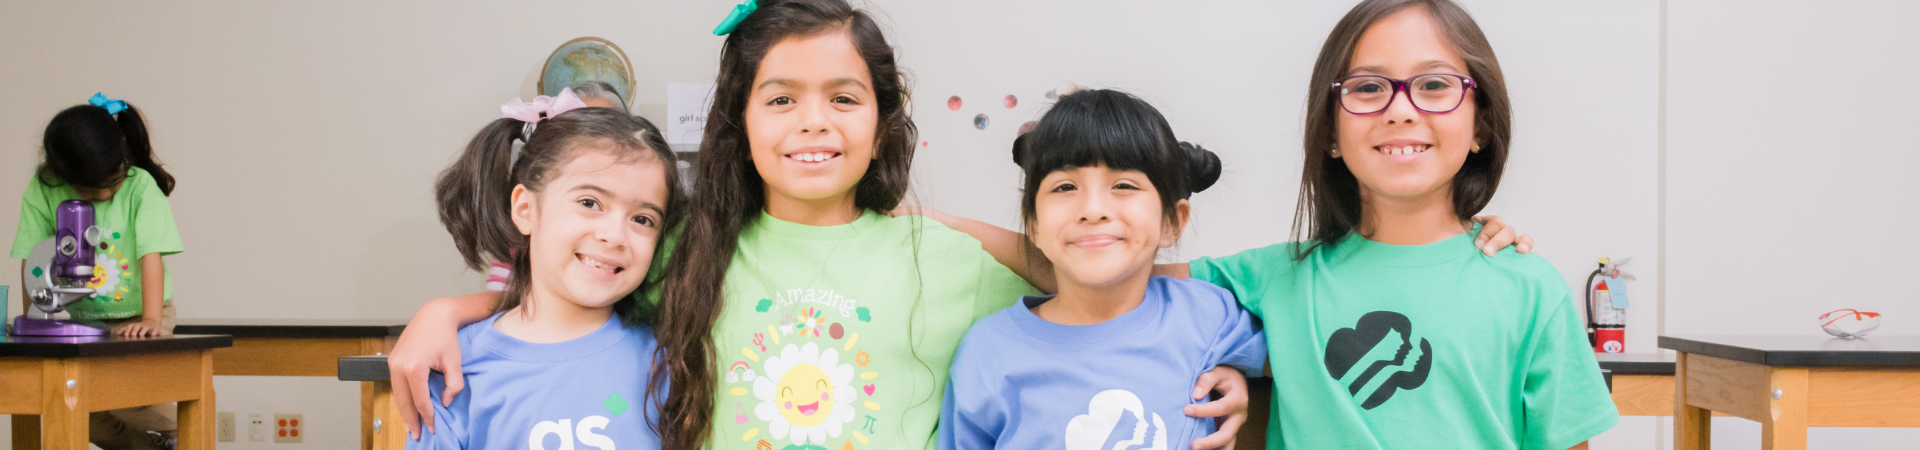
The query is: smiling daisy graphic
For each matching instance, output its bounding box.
[84,245,133,302]
[753,341,857,446]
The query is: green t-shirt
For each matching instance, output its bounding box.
[1190,230,1617,450]
[11,167,182,320]
[692,211,1033,450]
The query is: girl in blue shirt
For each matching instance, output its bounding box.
[940,89,1266,450]
[409,94,683,450]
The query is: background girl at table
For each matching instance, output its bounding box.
[408,95,681,449]
[11,93,184,450]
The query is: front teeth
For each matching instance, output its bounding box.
[1377,145,1431,156]
[581,255,621,273]
[792,153,836,162]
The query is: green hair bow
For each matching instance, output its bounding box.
[713,0,758,36]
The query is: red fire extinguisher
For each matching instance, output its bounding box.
[1586,257,1633,353]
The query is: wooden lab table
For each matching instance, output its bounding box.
[1661,335,1920,450]
[1596,352,1679,416]
[3,333,231,450]
[174,319,406,450]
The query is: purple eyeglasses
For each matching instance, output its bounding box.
[1331,74,1476,115]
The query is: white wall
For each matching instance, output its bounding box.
[2,0,1914,449]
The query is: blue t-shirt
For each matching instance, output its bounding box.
[940,276,1266,450]
[410,312,662,450]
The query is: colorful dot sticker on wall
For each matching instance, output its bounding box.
[1004,95,1018,108]
[947,96,962,111]
[974,114,990,130]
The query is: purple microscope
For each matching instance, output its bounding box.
[12,200,108,336]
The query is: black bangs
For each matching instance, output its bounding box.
[1019,90,1186,198]
[1018,89,1199,233]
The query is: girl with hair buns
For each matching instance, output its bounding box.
[939,89,1265,450]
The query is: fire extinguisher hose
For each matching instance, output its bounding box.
[1585,267,1604,348]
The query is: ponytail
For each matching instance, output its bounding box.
[115,106,175,196]
[434,118,525,274]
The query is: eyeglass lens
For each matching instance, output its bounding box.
[1339,75,1466,114]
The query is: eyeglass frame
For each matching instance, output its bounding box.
[1329,73,1477,115]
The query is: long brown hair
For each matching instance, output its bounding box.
[1293,0,1511,258]
[652,0,917,447]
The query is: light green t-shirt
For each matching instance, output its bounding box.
[11,167,182,320]
[695,211,1033,450]
[1190,229,1617,450]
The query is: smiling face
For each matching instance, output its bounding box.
[1335,6,1477,204]
[511,147,670,309]
[774,363,835,427]
[1031,165,1186,290]
[743,28,878,214]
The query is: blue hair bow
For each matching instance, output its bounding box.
[88,93,127,115]
[713,0,758,36]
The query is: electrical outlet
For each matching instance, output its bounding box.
[248,413,268,442]
[216,411,237,442]
[275,413,304,443]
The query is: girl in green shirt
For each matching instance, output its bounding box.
[12,94,185,449]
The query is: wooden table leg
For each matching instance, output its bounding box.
[359,336,400,450]
[12,414,41,449]
[1674,352,1711,450]
[1761,367,1808,450]
[175,350,216,450]
[39,359,85,450]
[363,381,407,450]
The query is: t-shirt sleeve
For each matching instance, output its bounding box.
[10,180,54,259]
[1203,284,1268,377]
[967,242,1037,322]
[406,371,469,450]
[1520,289,1620,450]
[129,175,183,257]
[939,333,1006,450]
[1187,244,1294,315]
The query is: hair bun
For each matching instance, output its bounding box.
[1179,141,1221,194]
[1011,134,1030,168]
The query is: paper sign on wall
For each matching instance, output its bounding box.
[667,83,716,146]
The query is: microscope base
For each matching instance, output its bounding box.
[11,316,109,336]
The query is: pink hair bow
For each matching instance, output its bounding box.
[500,88,588,123]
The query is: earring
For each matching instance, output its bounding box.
[1329,147,1342,158]
[1470,142,1482,153]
